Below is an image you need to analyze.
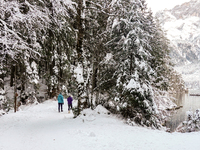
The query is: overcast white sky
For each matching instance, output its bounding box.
[145,0,191,13]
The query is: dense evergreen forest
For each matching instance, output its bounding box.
[0,0,184,128]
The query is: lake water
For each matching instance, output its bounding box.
[166,90,200,132]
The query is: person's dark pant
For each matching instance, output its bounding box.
[58,103,63,112]
[68,103,73,111]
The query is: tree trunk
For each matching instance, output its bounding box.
[76,0,83,61]
[130,54,133,75]
[10,65,15,87]
[91,60,98,109]
[76,0,84,116]
[14,65,17,113]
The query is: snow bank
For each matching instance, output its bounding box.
[78,105,110,122]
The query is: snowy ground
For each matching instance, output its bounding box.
[1,100,200,150]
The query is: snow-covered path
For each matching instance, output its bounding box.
[0,100,200,150]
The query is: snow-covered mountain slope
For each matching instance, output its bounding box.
[0,100,200,150]
[175,63,200,89]
[156,0,200,89]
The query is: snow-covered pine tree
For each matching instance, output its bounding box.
[143,12,183,125]
[148,18,172,91]
[0,88,7,115]
[0,0,75,104]
[148,17,185,93]
[0,0,46,104]
[38,0,75,98]
[0,79,10,115]
[69,0,85,116]
[106,0,164,128]
[176,109,200,132]
[83,0,113,108]
[72,0,116,116]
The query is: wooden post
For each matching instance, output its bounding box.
[14,65,17,113]
[14,93,18,112]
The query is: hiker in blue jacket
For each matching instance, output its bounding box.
[57,93,64,112]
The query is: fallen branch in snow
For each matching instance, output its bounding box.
[189,94,200,96]
[166,106,183,111]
